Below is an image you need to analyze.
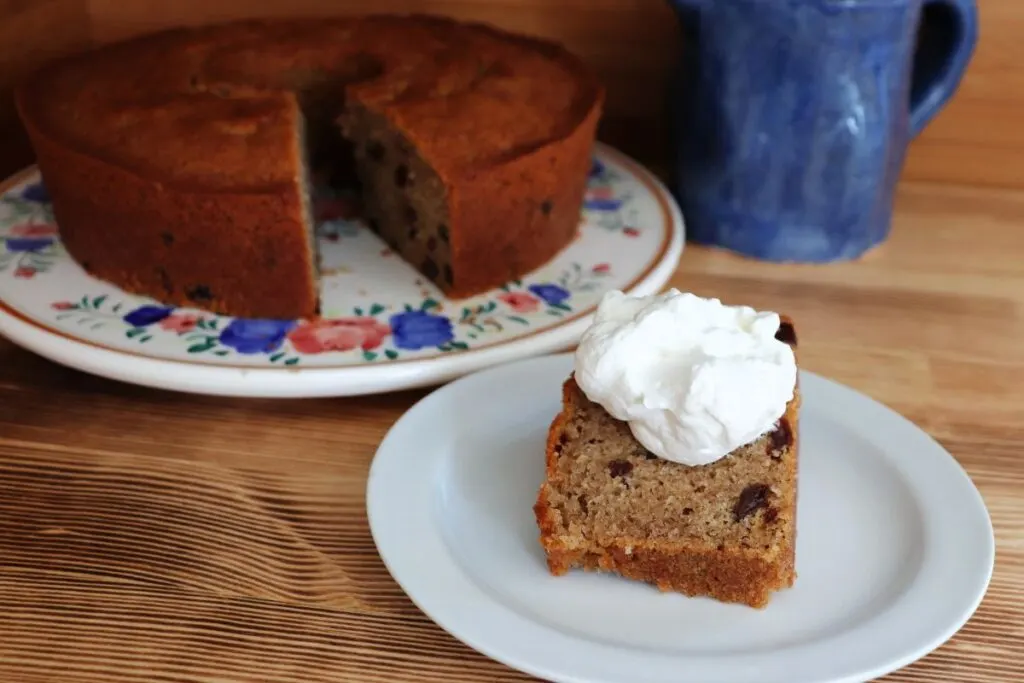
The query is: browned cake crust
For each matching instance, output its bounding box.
[15,15,604,319]
[534,318,800,609]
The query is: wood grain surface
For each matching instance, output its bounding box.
[1,0,1023,188]
[0,177,1022,681]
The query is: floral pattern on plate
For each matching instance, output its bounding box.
[0,146,672,368]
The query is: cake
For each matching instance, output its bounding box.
[533,295,800,608]
[14,15,604,319]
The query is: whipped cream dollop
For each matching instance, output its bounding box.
[573,289,797,466]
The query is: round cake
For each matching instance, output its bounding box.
[15,14,604,319]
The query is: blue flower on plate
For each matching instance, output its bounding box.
[589,158,605,178]
[528,283,571,306]
[389,310,454,350]
[4,237,53,252]
[123,305,174,327]
[583,196,623,212]
[20,182,49,203]
[218,318,296,354]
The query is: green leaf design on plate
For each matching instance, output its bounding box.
[354,307,364,316]
[551,302,572,312]
[269,352,285,362]
[284,357,299,366]
[139,335,152,343]
[369,303,386,316]
[363,350,378,362]
[125,327,147,339]
[483,301,497,313]
[507,315,529,325]
[384,349,398,360]
[91,295,107,309]
[187,340,217,353]
[112,303,122,313]
[449,341,468,351]
[213,349,229,356]
[421,298,439,311]
[79,295,90,309]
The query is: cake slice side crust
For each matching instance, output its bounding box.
[534,317,801,608]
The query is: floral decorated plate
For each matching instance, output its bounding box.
[0,143,683,397]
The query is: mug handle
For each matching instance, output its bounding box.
[909,0,979,137]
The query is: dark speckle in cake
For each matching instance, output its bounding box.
[421,257,439,281]
[186,284,213,302]
[367,141,385,161]
[438,223,450,243]
[775,321,797,346]
[160,232,174,246]
[540,198,554,216]
[394,164,410,187]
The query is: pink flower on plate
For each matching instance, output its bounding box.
[498,292,540,314]
[159,313,201,333]
[9,223,57,238]
[589,186,614,200]
[288,317,391,354]
[592,262,611,274]
[623,227,640,238]
[14,266,36,279]
[51,301,75,310]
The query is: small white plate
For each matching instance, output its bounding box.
[0,143,682,397]
[367,354,994,683]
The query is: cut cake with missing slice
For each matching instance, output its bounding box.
[533,318,800,608]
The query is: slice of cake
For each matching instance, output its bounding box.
[534,290,800,608]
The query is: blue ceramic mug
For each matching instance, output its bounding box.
[668,0,978,261]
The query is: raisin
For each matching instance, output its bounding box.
[763,507,779,523]
[367,141,385,161]
[734,484,772,522]
[608,460,633,478]
[558,433,569,446]
[426,236,438,252]
[540,199,554,216]
[767,418,792,457]
[682,507,693,515]
[443,264,453,285]
[421,258,439,281]
[577,495,589,515]
[643,450,659,460]
[157,267,172,295]
[394,164,410,187]
[404,205,418,225]
[186,284,213,302]
[438,223,450,243]
[694,485,706,493]
[160,232,174,246]
[775,321,797,346]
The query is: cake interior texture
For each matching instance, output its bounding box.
[15,15,603,319]
[534,320,800,608]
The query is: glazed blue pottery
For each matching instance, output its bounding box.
[667,0,978,261]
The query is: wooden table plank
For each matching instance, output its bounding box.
[1,179,1022,681]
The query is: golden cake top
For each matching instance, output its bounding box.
[16,14,603,191]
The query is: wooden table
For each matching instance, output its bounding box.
[0,179,1021,682]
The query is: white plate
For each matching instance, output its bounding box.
[367,353,994,683]
[0,143,682,397]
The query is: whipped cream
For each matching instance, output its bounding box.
[573,289,797,466]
